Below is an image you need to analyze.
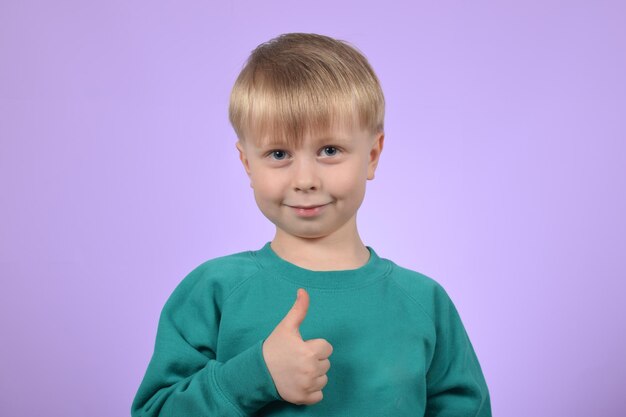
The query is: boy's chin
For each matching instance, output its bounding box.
[273,224,336,240]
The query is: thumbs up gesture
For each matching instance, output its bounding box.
[262,288,334,405]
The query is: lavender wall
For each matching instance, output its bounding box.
[1,1,625,416]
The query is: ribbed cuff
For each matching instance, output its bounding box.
[214,338,282,415]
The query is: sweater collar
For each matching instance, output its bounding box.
[251,241,391,289]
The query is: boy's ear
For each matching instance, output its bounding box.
[236,141,252,178]
[367,132,385,180]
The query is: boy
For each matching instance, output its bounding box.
[131,33,491,416]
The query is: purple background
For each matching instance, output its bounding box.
[1,1,625,416]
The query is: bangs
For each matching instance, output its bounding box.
[243,72,363,148]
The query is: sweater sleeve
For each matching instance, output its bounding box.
[131,267,282,417]
[424,284,492,417]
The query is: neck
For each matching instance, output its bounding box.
[270,233,370,272]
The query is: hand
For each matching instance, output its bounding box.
[262,288,333,405]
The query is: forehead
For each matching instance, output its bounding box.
[257,134,352,148]
[250,123,362,150]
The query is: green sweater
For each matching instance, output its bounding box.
[131,242,491,416]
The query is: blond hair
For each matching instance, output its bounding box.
[228,33,385,148]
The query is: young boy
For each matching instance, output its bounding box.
[131,32,492,417]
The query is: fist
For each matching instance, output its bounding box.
[262,288,333,405]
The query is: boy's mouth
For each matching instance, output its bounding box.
[289,203,329,217]
[287,202,330,209]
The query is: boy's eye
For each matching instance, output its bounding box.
[266,146,342,161]
[268,150,288,160]
[322,146,339,157]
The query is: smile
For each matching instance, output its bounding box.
[289,203,329,217]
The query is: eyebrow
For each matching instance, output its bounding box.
[258,136,350,148]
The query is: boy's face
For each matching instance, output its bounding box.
[236,122,384,242]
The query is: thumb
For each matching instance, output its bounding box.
[281,288,309,336]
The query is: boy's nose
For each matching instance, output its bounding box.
[292,158,321,191]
